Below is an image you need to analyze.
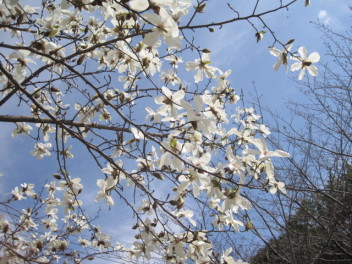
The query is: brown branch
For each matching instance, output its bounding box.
[0,114,130,133]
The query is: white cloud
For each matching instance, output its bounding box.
[318,10,332,25]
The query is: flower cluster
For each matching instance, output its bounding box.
[1,176,126,263]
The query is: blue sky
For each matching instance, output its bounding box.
[203,0,350,111]
[0,0,351,262]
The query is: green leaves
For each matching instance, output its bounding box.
[48,26,60,37]
[170,137,178,149]
[245,221,254,231]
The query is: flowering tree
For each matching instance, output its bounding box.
[0,0,318,263]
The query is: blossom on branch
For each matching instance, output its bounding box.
[12,122,32,137]
[269,44,292,71]
[31,142,52,159]
[142,7,181,49]
[291,46,320,80]
[186,53,218,83]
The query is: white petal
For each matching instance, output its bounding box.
[271,150,290,158]
[194,69,204,83]
[269,186,277,194]
[194,96,203,112]
[164,35,182,50]
[273,59,282,71]
[129,0,149,12]
[155,95,165,104]
[298,46,307,59]
[143,31,160,47]
[189,217,196,227]
[307,52,320,63]
[269,47,281,57]
[159,152,169,168]
[242,149,260,156]
[307,65,318,76]
[290,62,302,72]
[265,160,275,179]
[172,89,185,101]
[161,86,173,96]
[170,105,178,117]
[298,69,306,80]
[193,183,200,197]
[142,13,162,26]
[185,61,197,71]
[153,0,176,6]
[278,182,287,194]
[106,195,115,206]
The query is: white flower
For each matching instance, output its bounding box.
[165,55,183,68]
[62,145,74,158]
[61,193,82,215]
[145,107,161,123]
[161,69,181,85]
[99,108,111,121]
[20,183,37,198]
[155,86,185,117]
[12,122,32,137]
[31,142,52,159]
[93,231,112,252]
[202,93,228,123]
[158,131,193,171]
[177,168,209,198]
[95,176,118,206]
[186,53,218,83]
[78,237,91,248]
[244,138,290,161]
[221,248,238,264]
[36,124,55,141]
[291,46,320,80]
[181,96,216,139]
[60,177,83,195]
[269,45,292,71]
[131,127,144,140]
[8,50,36,66]
[174,210,196,227]
[142,7,180,49]
[12,186,25,200]
[269,180,287,194]
[102,161,126,181]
